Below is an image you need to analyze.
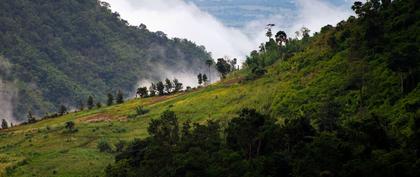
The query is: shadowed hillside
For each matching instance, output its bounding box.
[0,0,212,121]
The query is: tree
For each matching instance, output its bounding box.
[149,83,157,97]
[275,31,288,46]
[389,44,419,93]
[1,119,8,129]
[87,96,94,109]
[116,90,124,104]
[59,105,67,116]
[79,100,85,111]
[266,24,275,39]
[216,58,231,79]
[164,78,173,94]
[173,79,183,92]
[300,27,311,39]
[202,74,208,84]
[156,81,165,96]
[205,59,214,83]
[98,139,112,152]
[107,93,114,106]
[96,102,102,109]
[197,73,203,85]
[226,108,278,159]
[229,58,238,70]
[65,121,75,132]
[27,111,36,124]
[148,110,179,145]
[137,87,149,98]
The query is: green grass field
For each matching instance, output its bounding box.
[0,70,278,177]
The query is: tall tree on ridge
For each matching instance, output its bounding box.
[87,96,94,109]
[116,90,124,104]
[197,73,203,86]
[1,119,8,129]
[205,59,214,83]
[156,81,165,96]
[165,78,173,94]
[107,93,114,106]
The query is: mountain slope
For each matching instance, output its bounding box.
[0,0,211,121]
[0,0,419,176]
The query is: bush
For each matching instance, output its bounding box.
[115,140,126,152]
[97,139,112,153]
[64,121,77,133]
[135,106,149,116]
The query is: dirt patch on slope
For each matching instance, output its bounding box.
[80,114,127,123]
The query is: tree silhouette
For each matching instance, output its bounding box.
[165,78,173,94]
[202,74,208,84]
[116,90,124,104]
[156,81,165,96]
[87,96,94,109]
[1,119,8,129]
[173,79,183,92]
[205,59,214,83]
[107,93,114,106]
[275,31,288,46]
[59,105,67,116]
[27,111,36,123]
[216,58,231,79]
[197,73,203,86]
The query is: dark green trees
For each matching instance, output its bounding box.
[164,78,173,94]
[65,121,76,133]
[116,91,124,104]
[156,81,165,96]
[27,111,36,124]
[202,74,208,84]
[149,83,157,97]
[107,93,114,106]
[173,79,183,92]
[197,73,203,85]
[1,119,8,129]
[205,59,214,82]
[87,96,94,110]
[137,87,149,98]
[216,58,231,79]
[58,105,67,116]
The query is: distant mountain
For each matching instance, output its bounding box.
[0,0,212,121]
[187,0,353,28]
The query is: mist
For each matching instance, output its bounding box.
[103,0,354,62]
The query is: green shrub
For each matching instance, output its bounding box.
[97,139,112,153]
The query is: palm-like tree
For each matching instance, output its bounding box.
[205,59,214,83]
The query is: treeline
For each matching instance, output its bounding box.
[136,78,185,98]
[244,25,312,79]
[16,90,126,126]
[105,109,420,177]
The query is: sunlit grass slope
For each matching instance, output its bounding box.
[1,30,418,177]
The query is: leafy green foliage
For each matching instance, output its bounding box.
[97,139,112,153]
[0,0,211,120]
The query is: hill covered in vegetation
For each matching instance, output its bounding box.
[0,0,212,121]
[0,0,419,177]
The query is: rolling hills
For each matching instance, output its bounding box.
[0,0,419,177]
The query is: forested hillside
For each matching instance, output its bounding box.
[0,0,419,177]
[0,0,211,121]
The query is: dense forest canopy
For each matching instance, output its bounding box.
[0,0,212,121]
[106,0,420,176]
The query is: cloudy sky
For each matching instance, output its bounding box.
[102,0,355,61]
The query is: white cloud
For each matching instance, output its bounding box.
[104,0,255,60]
[102,0,354,62]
